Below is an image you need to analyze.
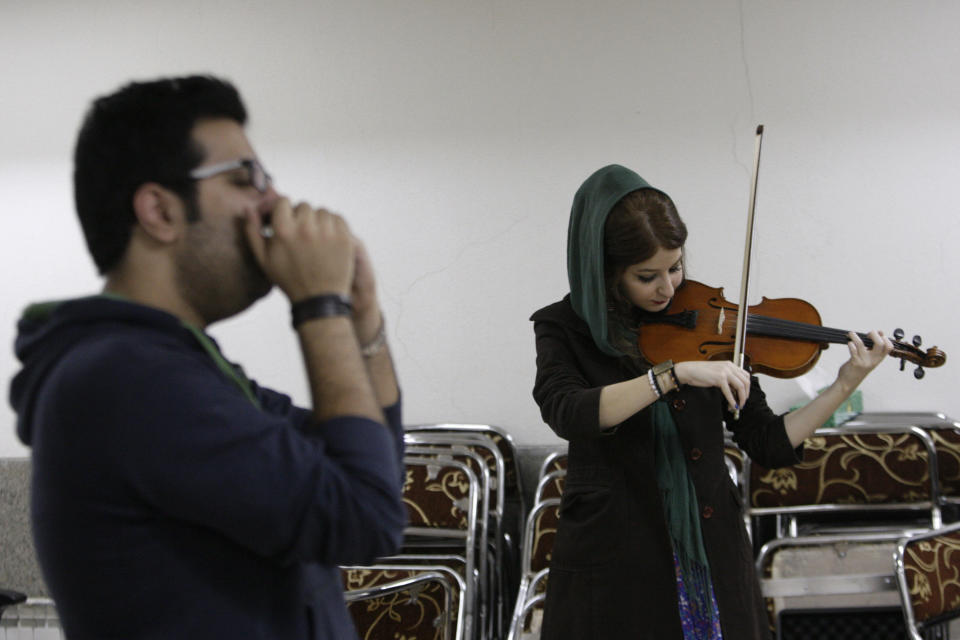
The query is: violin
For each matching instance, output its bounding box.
[636,279,947,379]
[637,125,946,386]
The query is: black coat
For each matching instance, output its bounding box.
[531,296,802,640]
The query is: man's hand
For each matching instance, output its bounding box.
[245,199,354,302]
[351,237,382,344]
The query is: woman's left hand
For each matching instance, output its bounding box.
[837,329,894,388]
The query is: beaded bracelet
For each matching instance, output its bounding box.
[359,319,387,357]
[648,368,663,399]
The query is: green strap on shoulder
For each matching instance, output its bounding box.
[181,323,262,410]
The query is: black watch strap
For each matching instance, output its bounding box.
[291,294,353,328]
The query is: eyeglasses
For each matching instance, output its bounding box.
[189,158,272,194]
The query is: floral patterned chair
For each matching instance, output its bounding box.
[507,497,559,640]
[894,521,960,640]
[841,412,960,518]
[748,424,943,537]
[403,443,495,639]
[751,424,944,636]
[342,564,465,640]
[404,425,526,640]
[397,455,481,639]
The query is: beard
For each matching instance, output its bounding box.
[174,208,273,326]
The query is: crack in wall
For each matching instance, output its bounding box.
[384,216,524,418]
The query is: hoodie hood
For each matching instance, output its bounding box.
[566,164,665,357]
[9,295,185,446]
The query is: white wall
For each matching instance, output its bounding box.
[2,0,958,456]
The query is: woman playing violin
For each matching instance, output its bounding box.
[530,164,893,640]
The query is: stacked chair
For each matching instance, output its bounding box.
[343,424,522,640]
[507,450,566,640]
[748,412,960,638]
[341,563,465,640]
[894,521,960,640]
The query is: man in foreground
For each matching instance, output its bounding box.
[10,75,406,638]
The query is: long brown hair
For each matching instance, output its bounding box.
[603,189,688,346]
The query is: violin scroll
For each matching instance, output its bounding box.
[891,327,947,380]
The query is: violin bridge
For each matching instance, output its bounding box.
[717,308,725,335]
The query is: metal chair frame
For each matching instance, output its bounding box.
[507,498,560,640]
[402,456,480,640]
[404,445,489,639]
[405,426,520,639]
[533,468,565,506]
[343,565,464,640]
[745,424,944,537]
[404,424,523,500]
[535,450,567,481]
[894,521,960,640]
[507,591,547,640]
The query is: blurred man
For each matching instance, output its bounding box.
[10,75,405,639]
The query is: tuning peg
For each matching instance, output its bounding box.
[912,335,922,348]
[914,366,925,380]
[900,359,906,371]
[894,328,905,341]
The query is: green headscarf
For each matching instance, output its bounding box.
[567,164,654,357]
[566,164,717,618]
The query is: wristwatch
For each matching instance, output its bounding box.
[652,360,680,391]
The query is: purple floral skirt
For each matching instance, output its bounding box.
[673,551,723,640]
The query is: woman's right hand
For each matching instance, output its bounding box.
[674,361,751,412]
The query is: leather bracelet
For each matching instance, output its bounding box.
[290,294,353,328]
[652,360,679,393]
[667,367,681,390]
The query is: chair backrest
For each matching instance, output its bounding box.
[401,456,479,639]
[843,413,960,506]
[928,428,960,505]
[405,434,503,520]
[403,456,481,533]
[534,469,565,505]
[405,424,523,499]
[723,443,745,486]
[747,425,942,529]
[894,522,960,640]
[508,591,546,640]
[342,564,465,640]
[536,451,567,480]
[521,498,560,576]
[403,427,522,640]
[507,497,558,640]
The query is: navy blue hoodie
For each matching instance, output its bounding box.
[10,296,405,639]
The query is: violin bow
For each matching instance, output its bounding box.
[732,125,765,419]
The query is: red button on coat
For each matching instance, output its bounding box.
[702,506,714,519]
[690,448,702,461]
[672,398,687,411]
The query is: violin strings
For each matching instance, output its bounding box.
[705,309,923,357]
[718,312,875,346]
